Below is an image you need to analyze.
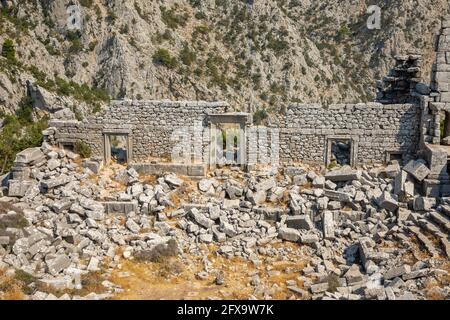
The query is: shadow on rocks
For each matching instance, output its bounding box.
[133,238,179,263]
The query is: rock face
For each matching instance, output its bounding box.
[0,0,448,114]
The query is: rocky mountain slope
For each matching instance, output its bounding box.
[0,0,449,116]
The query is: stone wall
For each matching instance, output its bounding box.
[50,100,422,167]
[50,100,229,162]
[275,103,421,165]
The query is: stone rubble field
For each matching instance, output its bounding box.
[0,144,449,300]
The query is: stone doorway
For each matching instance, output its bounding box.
[440,110,450,145]
[325,137,357,168]
[208,113,250,169]
[103,131,132,164]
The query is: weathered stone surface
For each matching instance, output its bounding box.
[222,199,240,210]
[377,192,399,212]
[189,208,214,229]
[324,190,352,202]
[126,219,140,233]
[413,197,436,211]
[325,166,361,182]
[165,174,183,187]
[47,255,71,275]
[403,160,430,182]
[8,180,35,197]
[15,148,45,164]
[384,265,411,280]
[255,178,276,192]
[345,264,364,284]
[286,215,314,230]
[278,227,300,242]
[41,175,71,189]
[323,211,335,240]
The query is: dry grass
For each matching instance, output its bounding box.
[141,175,157,185]
[35,270,108,298]
[0,269,25,300]
[108,241,310,300]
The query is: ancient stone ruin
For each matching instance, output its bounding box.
[0,17,449,301]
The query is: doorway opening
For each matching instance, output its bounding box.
[215,124,241,166]
[60,142,75,152]
[440,110,450,145]
[208,113,249,170]
[103,131,131,165]
[330,140,351,166]
[109,135,128,164]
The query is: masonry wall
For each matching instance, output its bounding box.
[50,100,422,167]
[50,100,228,161]
[275,103,421,164]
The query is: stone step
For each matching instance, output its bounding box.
[415,220,450,257]
[438,234,450,257]
[439,204,450,218]
[429,211,450,233]
[407,226,440,257]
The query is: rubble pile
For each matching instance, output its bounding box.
[376,54,427,103]
[0,144,449,300]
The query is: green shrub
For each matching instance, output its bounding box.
[193,25,210,36]
[79,0,93,8]
[75,141,92,158]
[106,9,117,24]
[15,96,34,123]
[120,24,129,34]
[253,108,268,125]
[152,48,177,69]
[0,96,47,174]
[88,41,98,51]
[179,44,196,66]
[1,38,16,62]
[68,39,83,53]
[66,30,83,53]
[337,25,350,39]
[160,6,189,29]
[66,30,81,42]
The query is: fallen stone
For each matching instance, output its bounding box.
[255,178,276,192]
[222,199,240,210]
[384,265,411,280]
[165,175,183,187]
[190,208,214,229]
[325,166,361,182]
[126,219,141,233]
[377,192,399,212]
[344,264,364,284]
[278,227,300,242]
[47,255,71,275]
[323,211,335,240]
[286,215,314,230]
[384,163,401,178]
[413,197,436,211]
[15,147,45,164]
[402,268,430,280]
[312,176,325,188]
[403,160,430,182]
[41,175,71,189]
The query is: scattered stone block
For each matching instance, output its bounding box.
[325,166,361,182]
[278,227,300,242]
[384,265,411,280]
[403,159,430,182]
[286,215,314,230]
[323,211,335,240]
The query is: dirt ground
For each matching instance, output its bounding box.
[109,242,310,300]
